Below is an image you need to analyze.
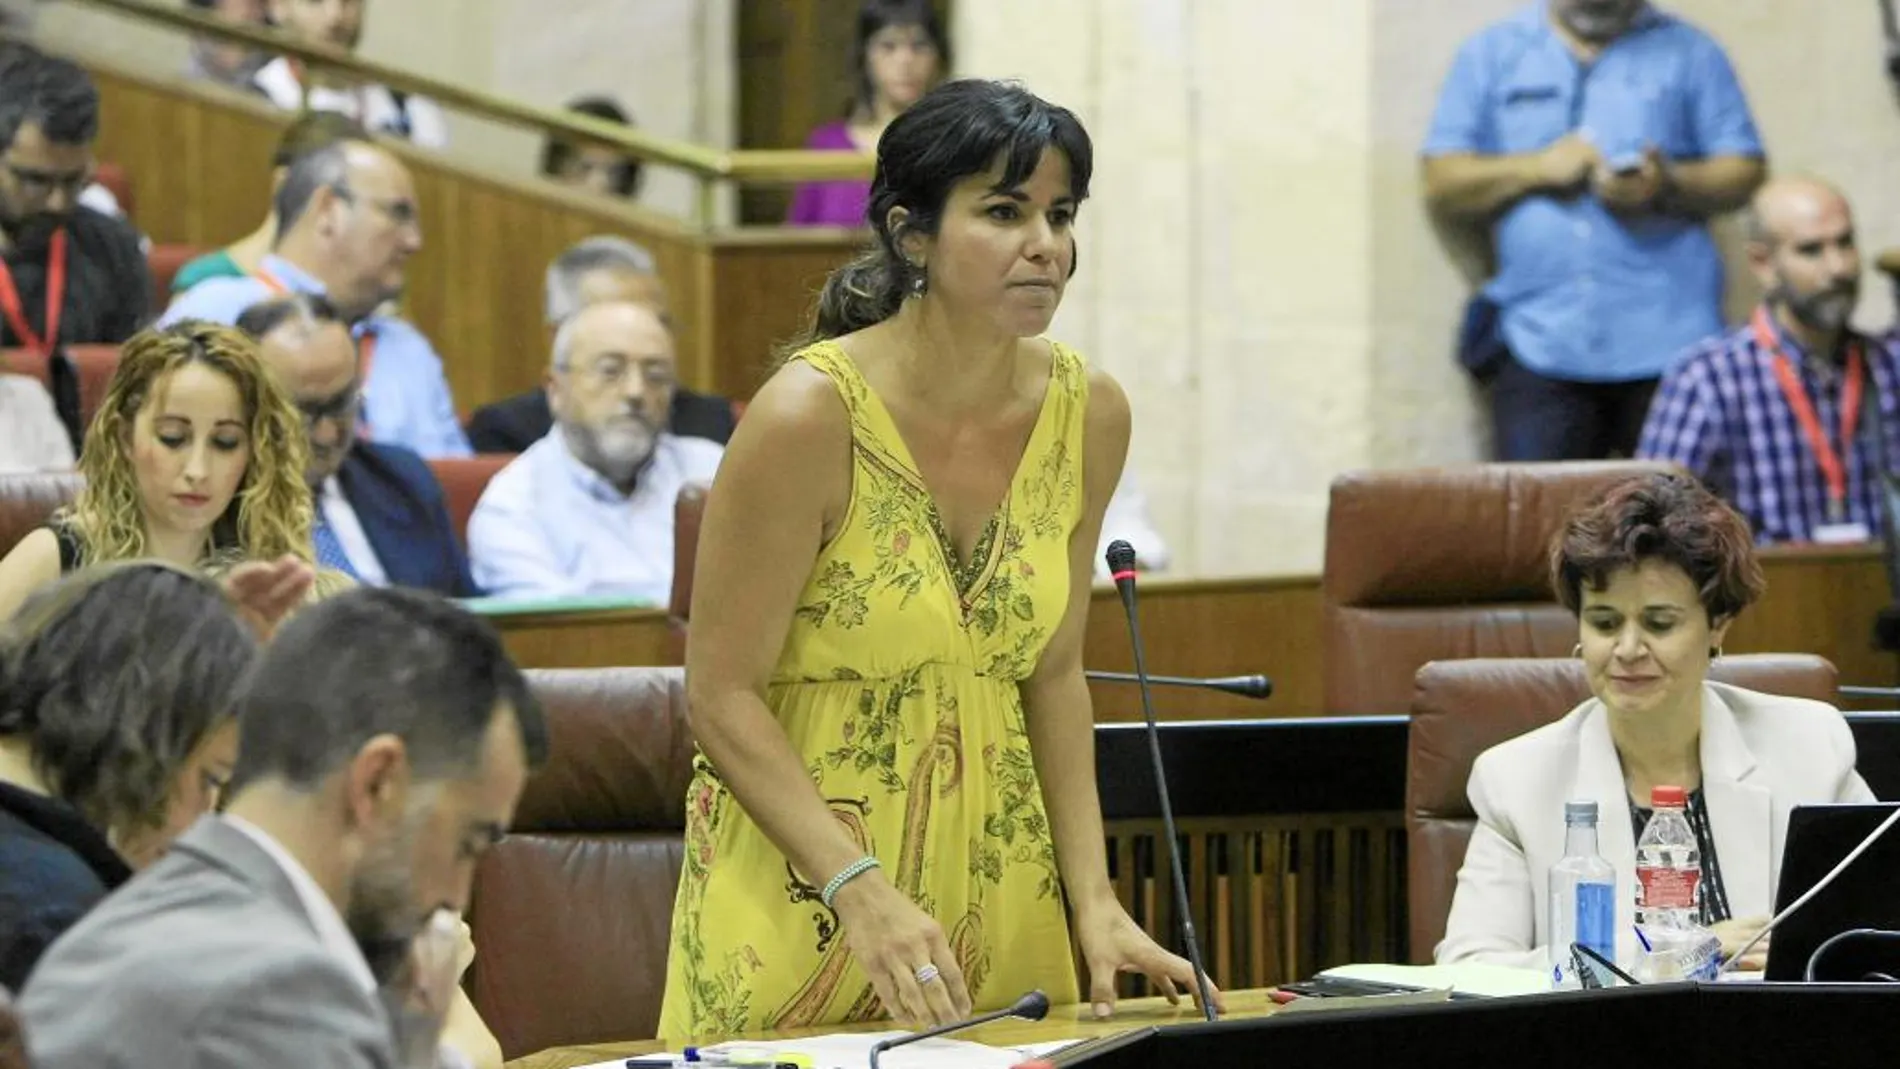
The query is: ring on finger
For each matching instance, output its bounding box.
[914,963,941,985]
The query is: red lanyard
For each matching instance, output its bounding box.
[1752,306,1864,520]
[255,265,377,437]
[0,229,67,356]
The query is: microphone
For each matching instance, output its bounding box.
[1104,540,1216,1021]
[1085,671,1273,700]
[867,990,1049,1069]
[1717,804,1900,974]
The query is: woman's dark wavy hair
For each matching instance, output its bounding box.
[783,78,1092,358]
[0,562,257,842]
[847,0,950,117]
[1551,471,1766,623]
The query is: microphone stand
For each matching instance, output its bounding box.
[1084,671,1273,700]
[1104,541,1217,1022]
[866,991,1049,1069]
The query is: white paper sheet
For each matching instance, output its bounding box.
[569,1032,1080,1069]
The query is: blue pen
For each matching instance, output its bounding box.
[1634,925,1654,953]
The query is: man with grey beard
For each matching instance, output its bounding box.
[467,300,723,601]
[1638,176,1896,545]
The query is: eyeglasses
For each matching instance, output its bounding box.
[331,182,421,229]
[3,159,95,200]
[297,382,363,427]
[560,356,675,392]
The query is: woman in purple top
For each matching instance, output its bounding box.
[786,0,948,227]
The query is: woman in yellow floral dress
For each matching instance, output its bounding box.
[658,78,1222,1044]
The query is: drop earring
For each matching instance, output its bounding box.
[909,261,928,298]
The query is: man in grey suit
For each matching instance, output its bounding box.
[19,587,547,1068]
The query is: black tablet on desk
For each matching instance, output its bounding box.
[1764,803,1900,982]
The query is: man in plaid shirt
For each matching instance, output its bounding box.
[1639,177,1897,545]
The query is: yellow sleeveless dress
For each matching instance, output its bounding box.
[658,340,1090,1042]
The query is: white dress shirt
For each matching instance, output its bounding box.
[321,475,390,585]
[0,373,75,473]
[252,57,450,149]
[467,429,723,603]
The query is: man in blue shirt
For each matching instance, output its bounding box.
[1422,0,1766,461]
[1640,177,1900,546]
[161,140,472,458]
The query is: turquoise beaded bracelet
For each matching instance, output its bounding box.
[821,856,882,908]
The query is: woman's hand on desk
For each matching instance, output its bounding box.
[1712,916,1771,972]
[1074,902,1226,1020]
[833,873,974,1028]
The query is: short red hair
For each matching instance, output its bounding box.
[1551,472,1764,622]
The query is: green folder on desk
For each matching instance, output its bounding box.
[455,594,656,616]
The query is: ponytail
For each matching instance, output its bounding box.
[773,229,920,367]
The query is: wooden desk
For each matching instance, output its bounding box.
[506,990,1279,1068]
[493,605,678,669]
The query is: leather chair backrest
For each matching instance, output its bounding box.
[466,666,696,1059]
[1323,461,1679,716]
[93,161,134,221]
[0,472,83,561]
[4,345,122,434]
[425,455,513,549]
[668,482,710,627]
[1404,653,1838,963]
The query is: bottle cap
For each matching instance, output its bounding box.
[1651,785,1688,808]
[1564,799,1599,824]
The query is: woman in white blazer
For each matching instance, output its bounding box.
[1436,472,1875,972]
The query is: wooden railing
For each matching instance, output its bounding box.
[64,0,874,229]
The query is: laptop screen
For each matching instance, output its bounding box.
[1764,803,1900,981]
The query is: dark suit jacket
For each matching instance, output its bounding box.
[336,441,480,597]
[19,816,398,1067]
[466,387,737,454]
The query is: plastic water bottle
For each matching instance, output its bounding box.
[1633,785,1721,981]
[1548,800,1616,988]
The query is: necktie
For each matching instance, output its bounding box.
[312,509,360,580]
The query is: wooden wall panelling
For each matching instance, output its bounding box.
[85,63,859,408]
[493,607,676,670]
[1736,544,1900,706]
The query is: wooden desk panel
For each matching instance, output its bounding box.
[495,545,1899,714]
[507,989,1279,1068]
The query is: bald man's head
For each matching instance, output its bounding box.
[1746,176,1860,340]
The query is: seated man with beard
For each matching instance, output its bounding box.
[467,300,723,601]
[1638,176,1896,545]
[17,587,541,1068]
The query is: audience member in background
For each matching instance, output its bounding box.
[0,562,256,991]
[19,587,532,1069]
[661,80,1215,1041]
[164,141,472,458]
[469,300,720,602]
[1639,177,1898,546]
[184,0,271,92]
[0,46,150,354]
[786,0,947,227]
[541,95,643,200]
[1437,472,1874,972]
[239,293,476,595]
[0,322,315,628]
[171,110,371,294]
[1422,0,1766,462]
[0,367,72,473]
[465,235,738,453]
[253,0,449,149]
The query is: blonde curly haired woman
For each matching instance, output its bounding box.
[0,321,317,631]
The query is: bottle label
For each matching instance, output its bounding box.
[1576,881,1615,955]
[1636,864,1700,910]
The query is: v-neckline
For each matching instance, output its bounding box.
[834,345,1060,598]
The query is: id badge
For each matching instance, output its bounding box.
[1812,522,1874,544]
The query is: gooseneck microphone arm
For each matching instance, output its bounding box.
[1104,541,1218,1022]
[866,990,1050,1069]
[1085,671,1273,700]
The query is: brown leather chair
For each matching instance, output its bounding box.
[668,482,710,627]
[1404,653,1839,963]
[425,455,513,549]
[466,667,696,1059]
[93,161,134,221]
[147,244,208,305]
[0,472,83,560]
[1322,461,1678,716]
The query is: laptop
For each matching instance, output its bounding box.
[1763,803,1900,981]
